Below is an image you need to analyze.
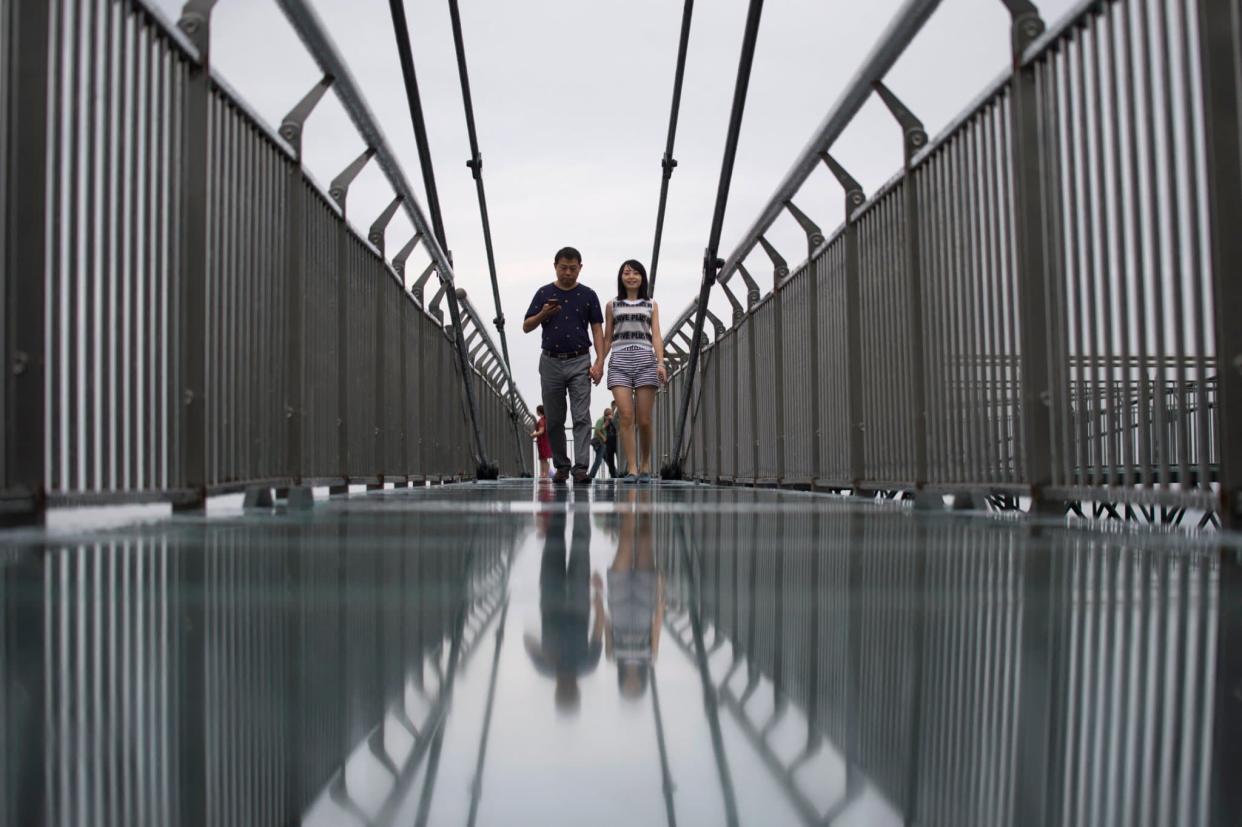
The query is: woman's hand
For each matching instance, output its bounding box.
[657,363,668,385]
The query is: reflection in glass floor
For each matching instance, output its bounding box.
[2,481,1236,826]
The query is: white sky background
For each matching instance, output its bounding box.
[150,0,1080,423]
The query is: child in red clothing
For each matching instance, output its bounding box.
[531,405,553,479]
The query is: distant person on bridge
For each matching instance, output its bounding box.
[523,246,605,484]
[531,405,553,479]
[601,260,666,483]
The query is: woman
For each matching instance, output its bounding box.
[601,260,666,483]
[531,404,553,479]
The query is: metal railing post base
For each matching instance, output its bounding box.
[1026,494,1066,519]
[0,497,46,529]
[950,492,987,511]
[243,486,275,508]
[285,486,315,509]
[328,484,349,496]
[172,491,208,514]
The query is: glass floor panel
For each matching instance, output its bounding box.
[2,481,1237,826]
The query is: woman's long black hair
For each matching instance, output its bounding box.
[616,259,649,300]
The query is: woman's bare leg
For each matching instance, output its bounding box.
[635,386,657,474]
[611,387,639,476]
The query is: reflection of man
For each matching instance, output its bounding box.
[524,505,603,714]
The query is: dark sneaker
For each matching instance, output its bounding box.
[553,469,569,484]
[572,470,590,484]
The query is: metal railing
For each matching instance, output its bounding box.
[657,0,1240,526]
[2,510,522,826]
[657,499,1222,825]
[0,0,533,522]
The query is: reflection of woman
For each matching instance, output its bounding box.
[594,490,664,699]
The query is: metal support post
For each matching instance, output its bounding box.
[370,197,402,478]
[1000,1,1056,512]
[874,80,936,506]
[757,236,788,483]
[330,149,374,487]
[1196,0,1242,529]
[173,1,217,513]
[279,75,331,500]
[821,152,867,487]
[4,0,52,523]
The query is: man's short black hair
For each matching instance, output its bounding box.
[554,246,582,264]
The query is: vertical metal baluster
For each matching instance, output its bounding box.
[966,117,991,487]
[925,160,948,486]
[1132,0,1171,491]
[1101,7,1137,494]
[982,103,1006,484]
[1079,20,1104,492]
[47,0,68,499]
[1152,0,1191,496]
[1092,11,1123,491]
[104,1,120,493]
[946,137,969,484]
[123,11,138,492]
[1167,0,1210,502]
[1063,36,1089,489]
[1041,54,1068,490]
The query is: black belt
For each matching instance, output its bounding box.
[543,348,590,360]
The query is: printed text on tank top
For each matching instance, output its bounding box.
[611,298,654,351]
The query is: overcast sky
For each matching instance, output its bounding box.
[150,0,1079,424]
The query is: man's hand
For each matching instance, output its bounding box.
[540,301,562,319]
[589,360,604,385]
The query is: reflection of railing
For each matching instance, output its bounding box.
[2,511,520,826]
[655,0,1238,523]
[654,502,1220,824]
[0,0,532,523]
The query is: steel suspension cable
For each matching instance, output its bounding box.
[445,0,526,462]
[664,0,765,479]
[387,0,498,477]
[648,0,695,297]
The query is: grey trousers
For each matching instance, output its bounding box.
[539,353,593,472]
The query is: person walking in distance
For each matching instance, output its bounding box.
[600,260,666,482]
[531,405,553,480]
[523,247,605,484]
[605,402,620,478]
[588,407,616,480]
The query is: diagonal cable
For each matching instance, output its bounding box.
[385,0,497,476]
[648,0,696,297]
[445,0,524,447]
[665,0,766,478]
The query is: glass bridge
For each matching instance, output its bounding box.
[3,480,1235,826]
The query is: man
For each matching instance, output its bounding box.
[588,407,616,480]
[523,247,605,483]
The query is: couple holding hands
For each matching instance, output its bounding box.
[523,246,666,484]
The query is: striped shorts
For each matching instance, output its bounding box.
[607,346,660,389]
